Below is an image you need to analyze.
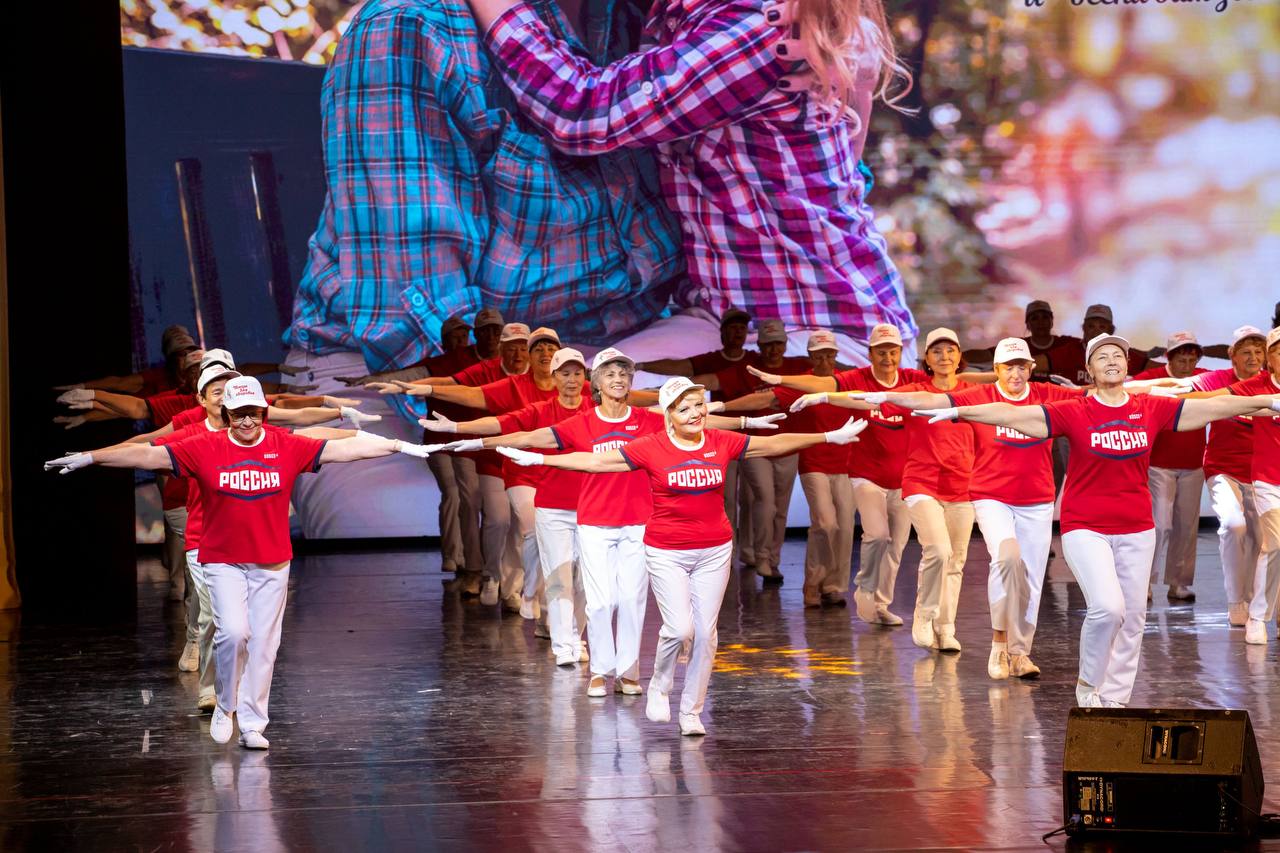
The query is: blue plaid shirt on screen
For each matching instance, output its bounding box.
[285,0,686,371]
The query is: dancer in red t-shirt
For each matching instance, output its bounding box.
[46,377,435,748]
[915,334,1280,708]
[497,376,865,736]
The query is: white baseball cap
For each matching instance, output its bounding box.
[1085,332,1130,362]
[659,376,706,411]
[200,348,236,371]
[924,327,960,349]
[197,364,241,394]
[222,376,269,410]
[591,347,634,371]
[807,330,838,352]
[868,323,903,348]
[500,322,531,343]
[993,337,1034,365]
[757,319,788,345]
[1230,325,1265,351]
[528,327,561,349]
[549,348,587,373]
[1165,331,1201,354]
[1267,327,1280,352]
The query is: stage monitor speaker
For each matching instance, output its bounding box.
[1063,707,1263,837]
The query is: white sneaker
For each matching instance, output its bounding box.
[554,652,578,667]
[646,687,671,723]
[1009,654,1040,678]
[1245,618,1268,645]
[1102,699,1126,709]
[911,609,935,648]
[586,676,607,697]
[1078,691,1103,708]
[935,629,961,653]
[479,579,499,606]
[178,640,199,672]
[873,606,904,627]
[238,730,270,750]
[679,713,706,736]
[520,597,538,620]
[1228,602,1248,627]
[987,647,1010,680]
[854,588,876,623]
[210,707,234,744]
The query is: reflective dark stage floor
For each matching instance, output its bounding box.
[4,531,1280,851]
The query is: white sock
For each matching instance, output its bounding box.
[990,640,1007,653]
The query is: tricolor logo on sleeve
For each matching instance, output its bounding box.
[1086,419,1151,460]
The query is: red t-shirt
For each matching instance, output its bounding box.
[771,386,851,475]
[452,357,516,478]
[1198,370,1256,481]
[689,349,758,375]
[482,373,558,487]
[496,398,588,508]
[1044,343,1149,385]
[715,357,809,436]
[551,406,663,526]
[1043,394,1183,534]
[1024,334,1082,357]
[1228,373,1280,485]
[947,382,1082,505]
[833,367,929,489]
[170,405,206,430]
[420,347,498,476]
[619,428,750,550]
[153,418,220,551]
[1132,366,1208,470]
[146,391,200,510]
[881,380,976,502]
[166,425,326,564]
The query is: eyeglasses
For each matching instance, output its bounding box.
[228,410,264,424]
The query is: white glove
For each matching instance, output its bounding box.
[354,430,392,443]
[54,415,86,430]
[860,391,889,405]
[497,446,545,467]
[443,438,486,453]
[790,393,827,413]
[744,413,787,430]
[53,383,85,391]
[746,365,782,385]
[1047,374,1078,388]
[914,407,959,424]
[418,413,457,433]
[67,399,95,411]
[1270,399,1280,413]
[395,441,433,458]
[341,406,382,427]
[823,418,868,445]
[57,388,94,405]
[706,401,726,414]
[44,452,94,474]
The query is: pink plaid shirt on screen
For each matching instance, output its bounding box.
[484,0,917,345]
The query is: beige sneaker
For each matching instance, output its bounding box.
[854,588,876,623]
[1228,601,1248,627]
[988,646,1010,680]
[873,606,904,627]
[935,629,961,653]
[178,640,199,672]
[1245,618,1268,645]
[615,677,643,696]
[1009,654,1041,678]
[911,608,936,648]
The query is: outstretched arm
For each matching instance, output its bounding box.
[45,444,173,473]
[1178,395,1280,432]
[746,365,838,393]
[496,446,631,473]
[954,402,1049,437]
[636,357,694,376]
[368,380,489,410]
[743,418,866,458]
[719,391,778,413]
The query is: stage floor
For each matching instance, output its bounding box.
[2,532,1279,851]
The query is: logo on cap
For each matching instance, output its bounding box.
[993,337,1033,364]
[591,347,634,371]
[807,330,837,351]
[868,324,903,348]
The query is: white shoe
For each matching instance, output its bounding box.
[987,646,1010,680]
[935,629,961,653]
[210,707,234,744]
[1009,654,1040,678]
[1076,682,1102,707]
[1245,618,1268,645]
[1228,601,1248,627]
[646,687,671,723]
[854,588,876,623]
[679,713,706,736]
[586,676,607,698]
[238,730,270,750]
[479,579,499,606]
[554,652,578,667]
[1102,699,1126,709]
[520,597,538,620]
[873,606,903,627]
[911,609,935,648]
[178,640,199,672]
[578,645,590,663]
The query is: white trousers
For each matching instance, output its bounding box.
[185,550,217,701]
[578,524,648,679]
[1252,482,1280,622]
[973,500,1054,656]
[535,508,585,660]
[1061,528,1156,705]
[907,496,974,632]
[479,474,520,597]
[851,478,912,607]
[508,485,542,602]
[1147,466,1204,588]
[646,541,733,716]
[1209,473,1261,607]
[427,452,483,571]
[799,472,855,595]
[204,562,290,732]
[742,454,800,573]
